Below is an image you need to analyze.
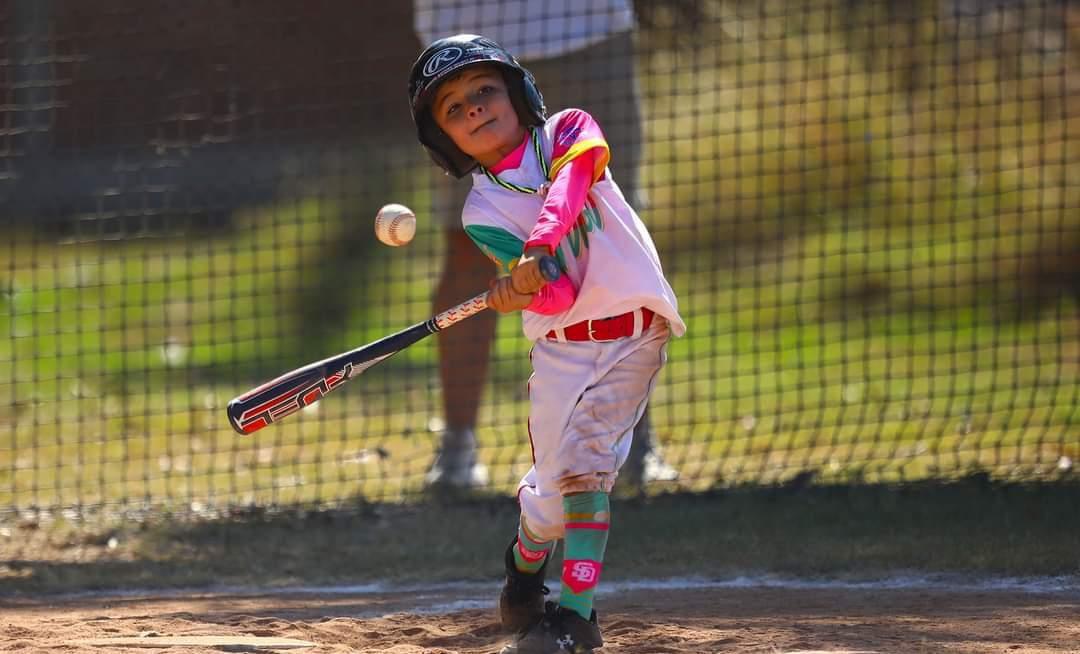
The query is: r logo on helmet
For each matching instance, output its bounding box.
[423,47,463,78]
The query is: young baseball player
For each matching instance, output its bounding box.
[408,34,685,653]
[414,0,679,492]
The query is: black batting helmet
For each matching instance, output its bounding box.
[409,34,546,178]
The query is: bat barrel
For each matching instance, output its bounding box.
[226,321,431,434]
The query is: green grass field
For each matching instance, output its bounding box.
[1,0,1078,512]
[3,478,1079,594]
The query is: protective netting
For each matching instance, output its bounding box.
[1,0,1077,517]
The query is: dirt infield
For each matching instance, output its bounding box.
[3,582,1079,653]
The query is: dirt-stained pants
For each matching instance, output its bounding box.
[517,318,669,541]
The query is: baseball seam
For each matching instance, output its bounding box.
[378,211,413,246]
[389,216,405,245]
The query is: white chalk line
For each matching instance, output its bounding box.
[37,572,1080,618]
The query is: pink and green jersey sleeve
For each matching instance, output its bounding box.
[525,109,611,255]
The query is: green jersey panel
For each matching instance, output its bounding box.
[464,225,525,275]
[465,224,570,276]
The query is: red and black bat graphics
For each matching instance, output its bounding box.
[227,255,561,435]
[226,350,394,435]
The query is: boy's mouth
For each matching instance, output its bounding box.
[471,118,496,135]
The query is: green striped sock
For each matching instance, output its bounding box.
[559,492,610,620]
[512,518,554,574]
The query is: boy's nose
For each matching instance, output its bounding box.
[468,103,484,118]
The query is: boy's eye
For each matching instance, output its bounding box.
[445,103,460,117]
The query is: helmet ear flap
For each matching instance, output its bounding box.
[418,115,476,179]
[502,68,546,127]
[521,70,547,124]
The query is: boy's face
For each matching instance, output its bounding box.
[431,65,525,168]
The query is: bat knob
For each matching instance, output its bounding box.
[538,256,561,282]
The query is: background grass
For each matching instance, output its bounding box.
[2,478,1078,595]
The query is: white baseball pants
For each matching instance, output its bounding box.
[517,318,670,541]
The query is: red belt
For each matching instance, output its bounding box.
[546,308,654,342]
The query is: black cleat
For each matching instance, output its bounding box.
[499,601,603,654]
[498,538,550,633]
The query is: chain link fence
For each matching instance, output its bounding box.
[1,0,1077,519]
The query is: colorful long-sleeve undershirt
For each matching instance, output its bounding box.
[523,150,600,314]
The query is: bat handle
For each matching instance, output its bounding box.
[538,255,561,282]
[433,256,561,332]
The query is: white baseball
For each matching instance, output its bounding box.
[374,203,416,247]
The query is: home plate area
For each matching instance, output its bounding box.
[5,578,1076,653]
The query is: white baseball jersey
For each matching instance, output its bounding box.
[461,109,686,342]
[413,0,635,61]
